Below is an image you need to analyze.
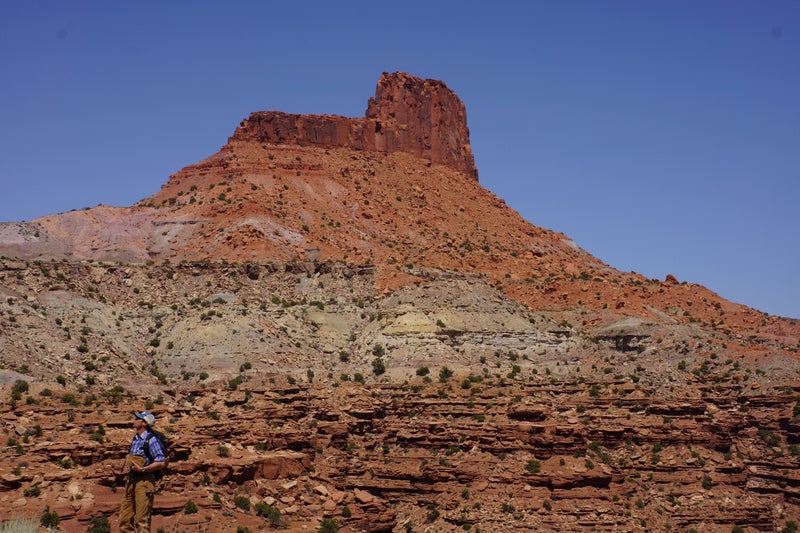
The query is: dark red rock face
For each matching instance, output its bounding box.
[231,72,478,180]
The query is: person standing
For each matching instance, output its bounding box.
[119,411,165,533]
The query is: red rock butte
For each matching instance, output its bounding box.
[230,71,478,180]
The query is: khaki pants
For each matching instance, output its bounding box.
[119,475,155,533]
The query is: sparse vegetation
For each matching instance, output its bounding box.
[525,459,541,473]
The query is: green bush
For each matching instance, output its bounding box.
[88,515,111,533]
[525,459,541,474]
[254,502,285,527]
[318,518,340,533]
[438,366,453,383]
[11,380,29,397]
[39,507,59,528]
[61,392,77,405]
[758,428,781,447]
[426,507,440,523]
[234,495,250,512]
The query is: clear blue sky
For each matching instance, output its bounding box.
[1,1,798,318]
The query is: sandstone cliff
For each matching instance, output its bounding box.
[231,72,478,180]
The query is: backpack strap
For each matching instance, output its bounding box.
[143,433,155,464]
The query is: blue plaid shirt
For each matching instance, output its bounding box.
[129,430,165,466]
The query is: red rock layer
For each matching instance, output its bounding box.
[230,72,478,180]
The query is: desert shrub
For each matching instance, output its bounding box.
[525,459,541,474]
[61,392,77,405]
[758,428,781,447]
[426,506,440,523]
[88,515,111,533]
[234,495,250,512]
[254,503,285,527]
[11,380,29,397]
[318,518,340,533]
[89,425,106,443]
[39,507,59,528]
[184,500,198,514]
